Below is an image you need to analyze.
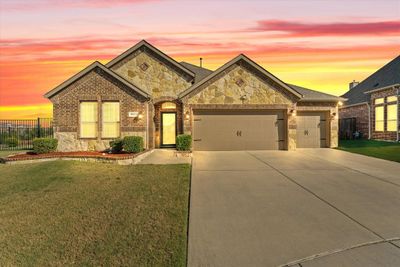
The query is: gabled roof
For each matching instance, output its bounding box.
[179,54,303,99]
[44,61,150,99]
[179,62,213,83]
[288,84,345,102]
[106,40,195,78]
[341,55,400,106]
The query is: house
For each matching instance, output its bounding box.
[340,56,400,141]
[44,40,343,151]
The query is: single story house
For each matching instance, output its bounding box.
[45,40,343,151]
[340,56,400,141]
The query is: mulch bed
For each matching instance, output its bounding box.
[3,151,139,162]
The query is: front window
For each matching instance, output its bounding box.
[80,102,98,138]
[387,104,398,132]
[387,96,397,103]
[375,106,384,131]
[102,102,120,138]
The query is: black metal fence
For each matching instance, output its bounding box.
[339,117,357,139]
[0,118,53,150]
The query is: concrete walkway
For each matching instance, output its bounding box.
[188,149,400,267]
[137,149,191,164]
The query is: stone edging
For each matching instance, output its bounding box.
[1,150,154,165]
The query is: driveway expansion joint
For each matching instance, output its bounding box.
[246,151,387,241]
[278,237,400,267]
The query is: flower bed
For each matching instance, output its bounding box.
[1,150,153,165]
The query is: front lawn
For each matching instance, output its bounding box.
[338,139,400,162]
[0,161,190,266]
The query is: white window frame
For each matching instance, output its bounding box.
[80,101,98,138]
[101,101,121,138]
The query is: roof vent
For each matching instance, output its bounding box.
[140,62,149,71]
[374,82,380,88]
[349,80,359,90]
[200,58,203,68]
[236,78,245,87]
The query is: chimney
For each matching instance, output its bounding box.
[349,80,359,90]
[199,57,203,68]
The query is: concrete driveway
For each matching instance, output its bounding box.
[188,149,400,267]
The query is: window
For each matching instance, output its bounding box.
[102,102,120,138]
[161,102,176,109]
[375,106,384,131]
[387,96,397,103]
[374,98,384,105]
[80,102,98,138]
[387,104,398,132]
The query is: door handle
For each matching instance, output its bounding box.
[304,130,308,136]
[236,130,242,137]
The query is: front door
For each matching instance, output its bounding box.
[161,112,177,147]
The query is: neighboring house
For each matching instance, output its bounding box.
[340,56,400,141]
[45,40,343,151]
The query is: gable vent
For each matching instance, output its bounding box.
[140,62,149,71]
[236,78,245,87]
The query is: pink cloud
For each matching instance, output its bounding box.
[1,0,156,11]
[251,20,400,37]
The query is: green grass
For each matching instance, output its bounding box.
[338,139,400,162]
[0,161,191,266]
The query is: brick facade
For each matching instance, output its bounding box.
[339,104,370,138]
[49,67,148,151]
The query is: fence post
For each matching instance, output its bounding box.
[37,118,41,138]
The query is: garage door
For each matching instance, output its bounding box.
[296,112,327,148]
[193,110,285,151]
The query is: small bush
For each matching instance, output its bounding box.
[6,137,18,147]
[110,138,123,153]
[33,138,58,154]
[123,136,144,153]
[176,134,192,151]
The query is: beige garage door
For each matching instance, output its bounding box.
[296,112,327,148]
[193,110,285,151]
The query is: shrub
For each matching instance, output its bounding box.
[33,138,58,154]
[176,134,192,151]
[123,136,144,153]
[110,138,124,153]
[5,137,18,147]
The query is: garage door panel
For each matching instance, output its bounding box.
[193,110,285,151]
[296,112,327,148]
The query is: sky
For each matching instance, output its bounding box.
[0,0,399,119]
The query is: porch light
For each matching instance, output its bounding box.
[290,109,296,116]
[338,101,343,106]
[138,112,144,119]
[185,111,190,119]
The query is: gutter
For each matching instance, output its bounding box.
[339,101,368,109]
[364,83,400,94]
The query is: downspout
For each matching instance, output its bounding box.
[146,101,149,149]
[397,87,399,142]
[367,103,371,139]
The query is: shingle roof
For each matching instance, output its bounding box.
[288,84,344,102]
[179,62,213,83]
[179,54,303,99]
[44,61,150,99]
[341,55,400,106]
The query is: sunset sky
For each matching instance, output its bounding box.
[0,0,399,119]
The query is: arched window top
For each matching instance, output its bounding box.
[161,102,176,109]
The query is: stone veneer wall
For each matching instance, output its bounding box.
[339,104,370,138]
[186,64,293,105]
[110,50,192,99]
[50,68,148,152]
[370,88,399,141]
